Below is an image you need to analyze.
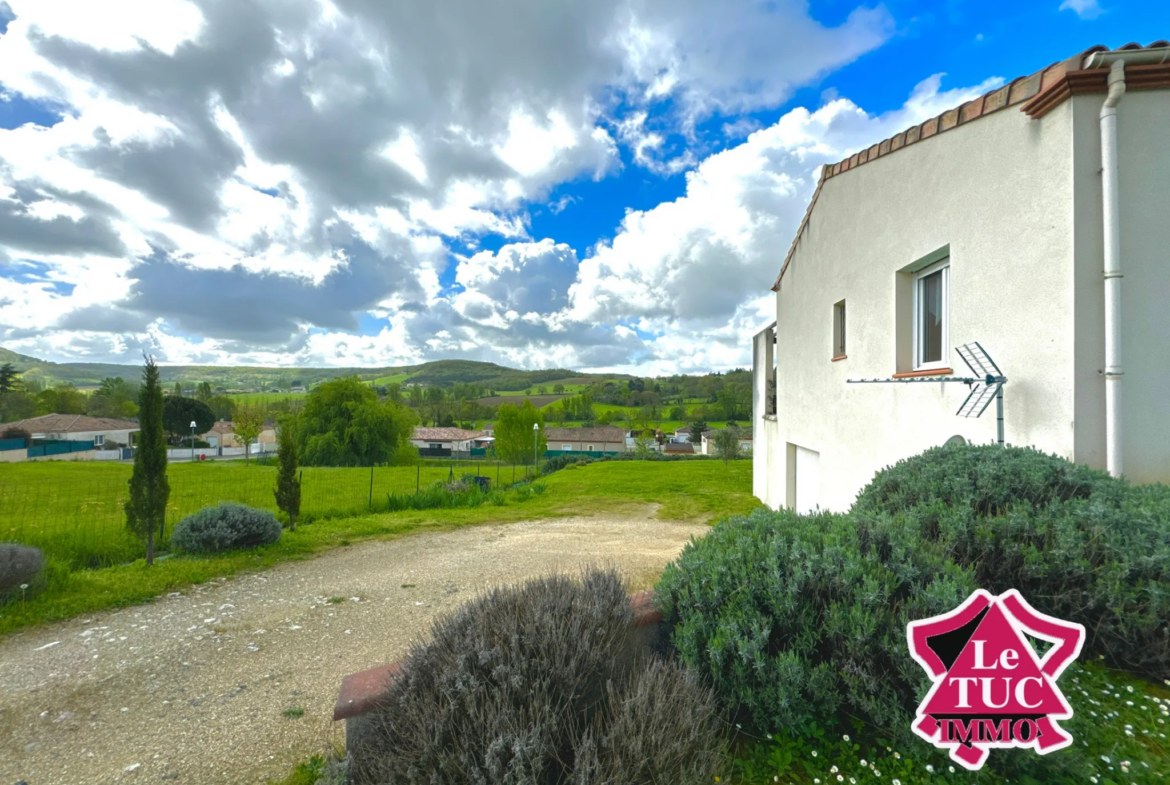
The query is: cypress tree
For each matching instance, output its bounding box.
[274,415,301,531]
[126,355,170,565]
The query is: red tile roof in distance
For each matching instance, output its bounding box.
[772,41,1170,292]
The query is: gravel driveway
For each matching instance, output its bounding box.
[0,510,707,785]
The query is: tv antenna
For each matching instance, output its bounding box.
[847,342,1007,446]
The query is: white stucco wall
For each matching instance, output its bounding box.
[1071,89,1170,484]
[768,99,1078,512]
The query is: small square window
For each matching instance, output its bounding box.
[913,260,949,369]
[587,445,594,452]
[94,434,105,447]
[562,444,572,451]
[832,300,846,359]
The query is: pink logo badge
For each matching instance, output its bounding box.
[907,589,1085,770]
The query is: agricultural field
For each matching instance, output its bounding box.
[490,376,612,395]
[225,391,308,405]
[476,393,568,408]
[0,460,516,568]
[370,372,411,386]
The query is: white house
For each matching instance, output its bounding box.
[3,413,139,448]
[700,430,753,456]
[410,427,486,452]
[753,42,1170,514]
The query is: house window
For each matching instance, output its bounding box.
[94,434,105,447]
[832,300,846,359]
[587,445,594,452]
[913,260,949,369]
[428,442,442,450]
[562,444,572,451]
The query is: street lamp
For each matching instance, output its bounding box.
[190,420,197,462]
[533,422,539,468]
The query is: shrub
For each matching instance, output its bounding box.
[350,569,726,785]
[655,507,976,741]
[852,443,1170,678]
[1,426,30,444]
[169,503,282,554]
[542,453,594,474]
[0,543,45,602]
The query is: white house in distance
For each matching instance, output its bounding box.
[544,426,628,453]
[753,42,1170,514]
[202,420,277,449]
[410,427,488,452]
[3,414,139,447]
[700,430,752,456]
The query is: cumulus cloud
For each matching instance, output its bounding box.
[0,0,996,373]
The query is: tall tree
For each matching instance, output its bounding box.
[233,406,264,464]
[162,396,216,442]
[173,382,182,397]
[493,400,546,465]
[126,355,169,566]
[297,376,416,467]
[688,419,708,445]
[0,363,18,394]
[195,381,213,402]
[274,415,301,531]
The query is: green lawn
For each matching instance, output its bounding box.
[0,460,515,567]
[0,459,756,636]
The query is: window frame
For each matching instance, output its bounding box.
[94,434,105,447]
[912,258,950,371]
[832,299,847,359]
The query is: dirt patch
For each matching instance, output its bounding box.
[0,509,707,784]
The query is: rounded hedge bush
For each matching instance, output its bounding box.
[350,568,726,785]
[852,443,1170,678]
[0,543,45,603]
[169,503,282,554]
[656,507,977,740]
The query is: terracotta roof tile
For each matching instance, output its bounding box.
[544,426,627,443]
[773,41,1170,292]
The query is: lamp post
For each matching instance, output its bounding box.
[533,422,539,469]
[190,420,197,462]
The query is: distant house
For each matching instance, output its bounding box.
[202,420,277,448]
[700,430,753,456]
[671,426,707,444]
[544,426,628,454]
[3,414,139,448]
[410,427,486,452]
[663,442,695,455]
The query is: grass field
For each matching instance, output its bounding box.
[477,393,568,407]
[226,391,308,404]
[0,460,525,568]
[0,459,756,635]
[371,373,411,386]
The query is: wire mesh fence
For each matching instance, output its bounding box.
[0,459,535,569]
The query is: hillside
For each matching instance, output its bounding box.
[0,347,606,391]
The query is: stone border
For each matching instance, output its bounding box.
[333,590,664,723]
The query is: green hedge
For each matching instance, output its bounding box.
[853,443,1170,678]
[656,507,976,741]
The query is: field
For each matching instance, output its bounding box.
[370,373,411,386]
[0,460,523,568]
[0,458,756,634]
[225,391,308,405]
[476,394,568,407]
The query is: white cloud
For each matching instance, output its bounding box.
[0,0,999,374]
[1058,0,1104,20]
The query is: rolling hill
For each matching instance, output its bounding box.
[0,347,620,392]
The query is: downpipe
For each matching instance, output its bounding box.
[1100,60,1125,479]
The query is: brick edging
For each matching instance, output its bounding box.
[333,590,664,721]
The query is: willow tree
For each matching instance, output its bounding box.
[126,355,170,565]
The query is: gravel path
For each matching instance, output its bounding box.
[0,510,707,785]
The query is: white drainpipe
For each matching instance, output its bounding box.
[1083,46,1170,478]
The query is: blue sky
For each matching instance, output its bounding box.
[0,0,1166,372]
